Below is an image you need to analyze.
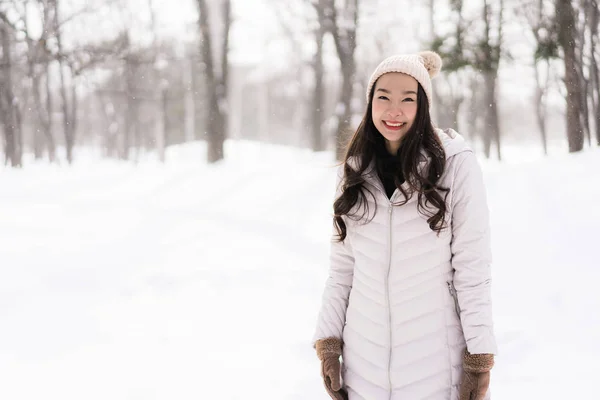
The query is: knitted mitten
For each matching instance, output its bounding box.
[459,350,494,400]
[315,338,348,400]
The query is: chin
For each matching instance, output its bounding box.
[383,133,404,143]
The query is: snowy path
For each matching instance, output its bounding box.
[1,144,598,399]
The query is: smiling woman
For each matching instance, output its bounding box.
[312,51,498,400]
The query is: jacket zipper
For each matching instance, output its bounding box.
[373,179,396,399]
[386,203,393,399]
[447,281,461,317]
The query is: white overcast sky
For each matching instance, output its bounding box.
[17,0,281,64]
[139,0,281,64]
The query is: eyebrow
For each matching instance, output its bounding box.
[376,88,417,95]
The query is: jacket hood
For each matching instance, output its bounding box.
[435,128,471,158]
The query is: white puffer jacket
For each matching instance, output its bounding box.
[313,129,498,400]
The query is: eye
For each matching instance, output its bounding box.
[403,97,415,102]
[378,95,389,100]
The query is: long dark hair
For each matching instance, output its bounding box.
[333,83,449,242]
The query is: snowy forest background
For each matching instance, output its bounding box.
[2,1,600,399]
[0,0,598,167]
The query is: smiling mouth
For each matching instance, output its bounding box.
[383,121,406,129]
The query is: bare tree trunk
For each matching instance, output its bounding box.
[322,0,359,161]
[58,68,74,164]
[32,121,43,159]
[577,0,591,147]
[530,0,550,155]
[197,0,230,163]
[428,0,438,119]
[184,56,195,143]
[16,102,23,161]
[24,1,43,160]
[53,0,75,163]
[480,0,503,160]
[122,53,140,163]
[38,2,57,162]
[258,81,270,143]
[220,0,230,105]
[556,0,584,152]
[482,89,492,159]
[590,0,600,145]
[0,23,21,167]
[482,70,501,160]
[31,81,44,160]
[481,2,492,158]
[133,93,140,163]
[70,77,78,148]
[123,56,133,160]
[312,32,325,151]
[31,69,45,161]
[147,0,163,157]
[44,64,56,162]
[156,86,167,162]
[533,61,549,155]
[337,59,356,160]
[57,63,74,163]
[312,5,326,152]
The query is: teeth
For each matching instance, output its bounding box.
[386,122,403,127]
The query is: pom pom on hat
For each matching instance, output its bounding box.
[418,51,442,79]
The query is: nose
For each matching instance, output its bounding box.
[387,104,404,118]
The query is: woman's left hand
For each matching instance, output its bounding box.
[459,351,494,400]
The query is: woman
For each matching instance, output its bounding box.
[312,51,498,400]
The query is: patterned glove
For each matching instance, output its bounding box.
[315,337,348,400]
[459,350,494,400]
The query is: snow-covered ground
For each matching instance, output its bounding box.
[1,140,598,399]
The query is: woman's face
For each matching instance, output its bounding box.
[371,72,419,155]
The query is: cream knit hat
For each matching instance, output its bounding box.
[365,51,443,107]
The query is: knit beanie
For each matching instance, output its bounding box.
[365,51,443,107]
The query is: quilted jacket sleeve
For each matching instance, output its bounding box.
[450,151,498,355]
[312,166,355,345]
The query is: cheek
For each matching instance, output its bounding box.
[371,103,383,120]
[406,106,418,121]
